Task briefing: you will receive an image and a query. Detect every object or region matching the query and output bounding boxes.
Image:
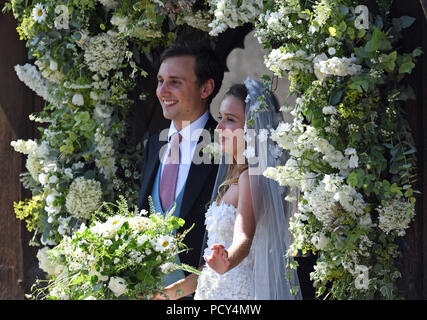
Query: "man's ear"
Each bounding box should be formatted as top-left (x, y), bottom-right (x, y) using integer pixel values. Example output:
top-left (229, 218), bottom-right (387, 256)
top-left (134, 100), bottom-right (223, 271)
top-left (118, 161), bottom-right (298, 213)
top-left (201, 78), bottom-right (215, 99)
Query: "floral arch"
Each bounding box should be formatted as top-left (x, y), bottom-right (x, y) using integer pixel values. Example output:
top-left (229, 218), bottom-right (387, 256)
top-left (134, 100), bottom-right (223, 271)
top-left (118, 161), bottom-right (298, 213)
top-left (4, 0), bottom-right (422, 299)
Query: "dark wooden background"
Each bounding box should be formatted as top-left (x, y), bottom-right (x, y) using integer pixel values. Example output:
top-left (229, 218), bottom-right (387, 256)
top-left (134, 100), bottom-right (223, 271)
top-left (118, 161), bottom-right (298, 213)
top-left (0, 0), bottom-right (426, 299)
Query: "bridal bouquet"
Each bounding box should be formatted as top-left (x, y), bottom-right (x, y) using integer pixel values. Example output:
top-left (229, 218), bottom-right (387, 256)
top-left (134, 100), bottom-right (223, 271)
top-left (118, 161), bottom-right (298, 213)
top-left (30, 196), bottom-right (196, 300)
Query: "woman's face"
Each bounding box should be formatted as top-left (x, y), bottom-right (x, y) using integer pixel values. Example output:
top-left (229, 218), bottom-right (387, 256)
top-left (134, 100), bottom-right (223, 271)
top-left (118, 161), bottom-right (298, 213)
top-left (215, 94), bottom-right (246, 163)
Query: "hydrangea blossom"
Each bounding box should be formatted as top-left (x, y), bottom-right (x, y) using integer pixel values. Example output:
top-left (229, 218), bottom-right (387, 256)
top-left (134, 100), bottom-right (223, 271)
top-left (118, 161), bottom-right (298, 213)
top-left (65, 177), bottom-right (102, 220)
top-left (377, 198), bottom-right (415, 236)
top-left (80, 31), bottom-right (127, 77)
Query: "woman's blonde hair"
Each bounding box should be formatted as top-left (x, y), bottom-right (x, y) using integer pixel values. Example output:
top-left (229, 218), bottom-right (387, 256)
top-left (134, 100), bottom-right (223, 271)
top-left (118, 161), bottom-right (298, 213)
top-left (215, 163), bottom-right (248, 205)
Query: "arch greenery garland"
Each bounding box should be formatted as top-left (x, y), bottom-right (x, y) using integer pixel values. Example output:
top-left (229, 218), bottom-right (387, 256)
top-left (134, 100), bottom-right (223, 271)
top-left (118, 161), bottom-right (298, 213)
top-left (4, 0), bottom-right (421, 299)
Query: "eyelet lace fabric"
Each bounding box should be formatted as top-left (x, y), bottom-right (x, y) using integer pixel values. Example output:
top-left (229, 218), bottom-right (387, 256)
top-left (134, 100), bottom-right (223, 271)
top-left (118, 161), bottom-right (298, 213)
top-left (194, 202), bottom-right (255, 300)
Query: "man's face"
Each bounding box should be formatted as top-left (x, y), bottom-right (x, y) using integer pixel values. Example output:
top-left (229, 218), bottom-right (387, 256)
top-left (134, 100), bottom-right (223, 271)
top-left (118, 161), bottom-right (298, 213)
top-left (156, 56), bottom-right (206, 128)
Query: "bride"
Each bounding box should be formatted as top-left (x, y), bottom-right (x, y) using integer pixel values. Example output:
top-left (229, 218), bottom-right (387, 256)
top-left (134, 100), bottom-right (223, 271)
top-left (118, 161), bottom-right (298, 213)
top-left (153, 78), bottom-right (301, 300)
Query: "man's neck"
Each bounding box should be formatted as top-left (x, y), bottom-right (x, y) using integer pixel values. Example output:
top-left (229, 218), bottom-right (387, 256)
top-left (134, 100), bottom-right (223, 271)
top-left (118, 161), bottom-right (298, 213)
top-left (173, 109), bottom-right (208, 132)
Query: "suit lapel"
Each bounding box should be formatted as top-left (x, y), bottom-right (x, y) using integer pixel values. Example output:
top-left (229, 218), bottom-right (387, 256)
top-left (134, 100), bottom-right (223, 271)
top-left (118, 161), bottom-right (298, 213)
top-left (139, 133), bottom-right (167, 208)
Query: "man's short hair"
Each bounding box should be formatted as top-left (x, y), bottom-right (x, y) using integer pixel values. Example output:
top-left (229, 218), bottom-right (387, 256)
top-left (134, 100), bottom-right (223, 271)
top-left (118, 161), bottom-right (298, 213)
top-left (160, 41), bottom-right (225, 105)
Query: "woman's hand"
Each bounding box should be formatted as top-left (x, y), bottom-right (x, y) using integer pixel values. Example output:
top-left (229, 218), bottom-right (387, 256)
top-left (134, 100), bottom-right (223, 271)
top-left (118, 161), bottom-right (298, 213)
top-left (205, 244), bottom-right (230, 275)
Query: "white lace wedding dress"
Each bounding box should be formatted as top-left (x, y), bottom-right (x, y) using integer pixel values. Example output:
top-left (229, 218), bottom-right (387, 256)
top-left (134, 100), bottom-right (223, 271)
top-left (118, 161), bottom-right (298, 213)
top-left (194, 202), bottom-right (255, 300)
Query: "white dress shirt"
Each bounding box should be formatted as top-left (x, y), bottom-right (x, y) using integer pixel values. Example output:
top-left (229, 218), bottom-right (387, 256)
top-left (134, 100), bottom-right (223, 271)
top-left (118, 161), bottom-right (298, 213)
top-left (160, 110), bottom-right (209, 199)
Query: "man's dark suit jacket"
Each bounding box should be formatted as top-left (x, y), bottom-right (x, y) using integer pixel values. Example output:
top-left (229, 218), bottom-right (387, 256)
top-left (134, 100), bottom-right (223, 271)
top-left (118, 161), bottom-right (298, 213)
top-left (137, 114), bottom-right (219, 271)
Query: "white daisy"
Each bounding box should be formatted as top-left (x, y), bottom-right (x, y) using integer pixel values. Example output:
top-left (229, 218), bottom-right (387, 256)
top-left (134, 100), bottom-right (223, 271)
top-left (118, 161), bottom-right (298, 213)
top-left (32, 4), bottom-right (47, 23)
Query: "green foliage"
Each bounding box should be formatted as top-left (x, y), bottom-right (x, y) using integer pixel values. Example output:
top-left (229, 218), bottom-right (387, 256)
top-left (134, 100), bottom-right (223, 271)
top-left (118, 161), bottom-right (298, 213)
top-left (257, 0), bottom-right (420, 300)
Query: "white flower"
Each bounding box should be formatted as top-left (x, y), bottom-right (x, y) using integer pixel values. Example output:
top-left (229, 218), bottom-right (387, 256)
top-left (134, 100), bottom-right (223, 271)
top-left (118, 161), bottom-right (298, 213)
top-left (50, 286), bottom-right (69, 300)
top-left (344, 148), bottom-right (359, 168)
top-left (322, 174), bottom-right (344, 192)
top-left (80, 31), bottom-right (126, 77)
top-left (49, 175), bottom-right (58, 184)
top-left (38, 173), bottom-right (48, 186)
top-left (64, 168), bottom-right (73, 178)
top-left (37, 247), bottom-right (64, 277)
top-left (26, 154), bottom-right (42, 181)
top-left (328, 47), bottom-right (336, 56)
top-left (333, 191), bottom-right (351, 210)
top-left (313, 53), bottom-right (329, 80)
top-left (265, 48), bottom-right (315, 76)
top-left (14, 64), bottom-right (58, 104)
top-left (111, 14), bottom-right (129, 33)
top-left (160, 262), bottom-right (176, 274)
top-left (155, 235), bottom-right (175, 252)
top-left (377, 198), bottom-right (414, 236)
top-left (128, 216), bottom-right (154, 232)
top-left (71, 93), bottom-right (84, 106)
top-left (99, 0), bottom-right (119, 11)
top-left (94, 129), bottom-right (117, 180)
top-left (318, 56), bottom-right (362, 78)
top-left (108, 277), bottom-right (128, 297)
top-left (136, 234), bottom-right (149, 247)
top-left (32, 4), bottom-right (46, 23)
top-left (359, 213), bottom-right (373, 228)
top-left (311, 233), bottom-right (329, 250)
top-left (90, 215), bottom-right (126, 238)
top-left (322, 106), bottom-right (337, 115)
top-left (65, 177), bottom-right (102, 220)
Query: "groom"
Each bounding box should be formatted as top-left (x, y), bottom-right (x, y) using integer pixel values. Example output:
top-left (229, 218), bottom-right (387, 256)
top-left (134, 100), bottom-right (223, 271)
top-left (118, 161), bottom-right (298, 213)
top-left (137, 41), bottom-right (224, 289)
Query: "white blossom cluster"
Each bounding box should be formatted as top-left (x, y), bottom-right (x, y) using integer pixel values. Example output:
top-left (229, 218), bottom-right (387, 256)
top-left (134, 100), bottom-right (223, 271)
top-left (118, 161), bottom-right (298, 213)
top-left (176, 10), bottom-right (213, 32)
top-left (377, 198), bottom-right (415, 236)
top-left (255, 7), bottom-right (310, 46)
top-left (313, 53), bottom-right (362, 80)
top-left (37, 246), bottom-right (65, 277)
top-left (208, 0), bottom-right (264, 36)
top-left (11, 139), bottom-right (49, 181)
top-left (34, 56), bottom-right (65, 83)
top-left (268, 118), bottom-right (359, 173)
top-left (79, 30), bottom-right (127, 77)
top-left (300, 179), bottom-right (367, 228)
top-left (94, 128), bottom-right (118, 181)
top-left (65, 177), bottom-right (102, 220)
top-left (98, 0), bottom-right (119, 11)
top-left (312, 0), bottom-right (333, 26)
top-left (110, 13), bottom-right (163, 39)
top-left (14, 64), bottom-right (57, 104)
top-left (110, 14), bottom-right (129, 33)
top-left (265, 48), bottom-right (315, 77)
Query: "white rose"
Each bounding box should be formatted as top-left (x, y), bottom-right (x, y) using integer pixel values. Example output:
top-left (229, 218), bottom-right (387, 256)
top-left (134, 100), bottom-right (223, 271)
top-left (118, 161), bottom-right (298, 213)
top-left (108, 277), bottom-right (128, 297)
